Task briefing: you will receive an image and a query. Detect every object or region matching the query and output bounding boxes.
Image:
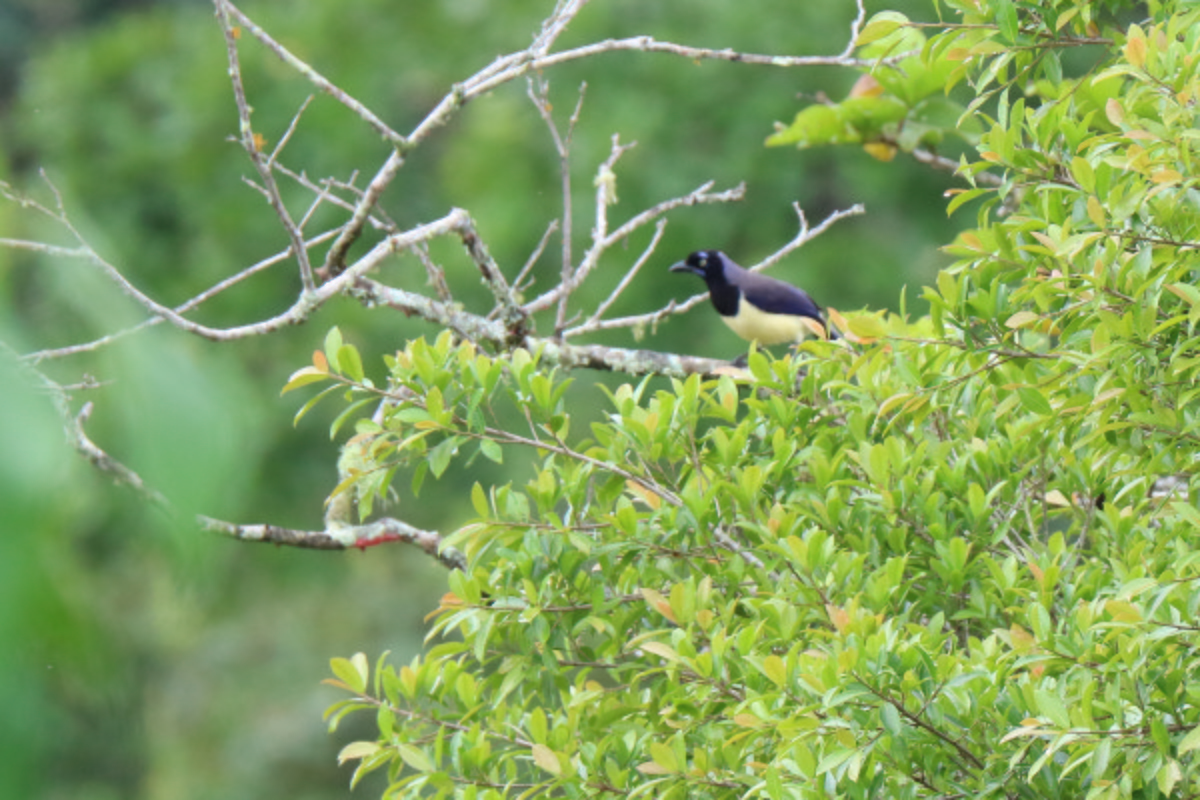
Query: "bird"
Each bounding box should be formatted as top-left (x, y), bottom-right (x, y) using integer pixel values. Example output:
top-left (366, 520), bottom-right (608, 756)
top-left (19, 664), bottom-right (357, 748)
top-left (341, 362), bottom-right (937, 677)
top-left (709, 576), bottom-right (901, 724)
top-left (670, 250), bottom-right (837, 344)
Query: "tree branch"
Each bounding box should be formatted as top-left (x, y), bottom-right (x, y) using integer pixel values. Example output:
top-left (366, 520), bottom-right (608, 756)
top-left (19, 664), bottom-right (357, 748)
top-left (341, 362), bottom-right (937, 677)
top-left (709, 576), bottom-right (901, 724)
top-left (200, 516), bottom-right (467, 570)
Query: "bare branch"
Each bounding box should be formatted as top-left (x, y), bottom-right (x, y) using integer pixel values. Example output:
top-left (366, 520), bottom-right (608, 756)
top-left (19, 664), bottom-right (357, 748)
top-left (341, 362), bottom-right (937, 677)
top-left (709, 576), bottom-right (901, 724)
top-left (22, 227), bottom-right (340, 363)
top-left (750, 202), bottom-right (865, 272)
top-left (0, 341), bottom-right (167, 508)
top-left (200, 515), bottom-right (467, 570)
top-left (1, 0), bottom-right (886, 554)
top-left (272, 165), bottom-right (396, 233)
top-left (271, 95), bottom-right (314, 164)
top-left (72, 401), bottom-right (171, 509)
top-left (0, 238), bottom-right (90, 259)
top-left (214, 0), bottom-right (404, 146)
top-left (910, 146), bottom-right (1004, 187)
top-left (579, 218), bottom-right (667, 331)
top-left (28, 207), bottom-right (474, 344)
top-left (526, 76), bottom-right (588, 336)
top-left (454, 215), bottom-right (531, 343)
top-left (350, 277), bottom-right (732, 378)
top-left (490, 37), bottom-right (888, 89)
top-left (512, 220), bottom-right (560, 297)
top-left (215, 1), bottom-right (316, 293)
top-left (411, 244), bottom-right (453, 303)
top-left (840, 0), bottom-right (869, 60)
top-left (525, 180), bottom-right (746, 316)
top-left (312, 2), bottom-right (875, 276)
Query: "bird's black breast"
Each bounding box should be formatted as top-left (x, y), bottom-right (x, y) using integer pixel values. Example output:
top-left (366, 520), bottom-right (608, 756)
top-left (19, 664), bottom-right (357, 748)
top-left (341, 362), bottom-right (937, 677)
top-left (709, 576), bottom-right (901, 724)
top-left (707, 282), bottom-right (741, 317)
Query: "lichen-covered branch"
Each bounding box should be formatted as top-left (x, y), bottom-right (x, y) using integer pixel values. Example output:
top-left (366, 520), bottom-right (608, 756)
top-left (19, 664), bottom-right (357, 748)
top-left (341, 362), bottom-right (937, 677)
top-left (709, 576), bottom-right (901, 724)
top-left (199, 516), bottom-right (467, 570)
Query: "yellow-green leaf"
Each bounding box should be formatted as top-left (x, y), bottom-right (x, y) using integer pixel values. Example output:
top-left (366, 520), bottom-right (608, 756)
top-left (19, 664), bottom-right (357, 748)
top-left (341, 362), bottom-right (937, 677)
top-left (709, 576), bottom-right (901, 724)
top-left (338, 741), bottom-right (380, 765)
top-left (281, 366), bottom-right (331, 395)
top-left (532, 743), bottom-right (562, 775)
top-left (330, 653), bottom-right (369, 694)
top-left (1105, 98), bottom-right (1124, 126)
top-left (641, 588), bottom-right (677, 623)
top-left (1035, 689), bottom-right (1071, 728)
top-left (648, 741), bottom-right (679, 773)
top-left (856, 17), bottom-right (904, 46)
top-left (1017, 387), bottom-right (1052, 416)
top-left (641, 641), bottom-right (682, 663)
top-left (763, 654), bottom-right (787, 687)
top-left (848, 315), bottom-right (886, 340)
top-left (1005, 311), bottom-right (1039, 329)
top-left (878, 392), bottom-right (914, 417)
top-left (396, 743), bottom-right (434, 773)
top-left (337, 344), bottom-right (365, 383)
top-left (1124, 25), bottom-right (1146, 68)
top-left (1178, 724), bottom-right (1200, 755)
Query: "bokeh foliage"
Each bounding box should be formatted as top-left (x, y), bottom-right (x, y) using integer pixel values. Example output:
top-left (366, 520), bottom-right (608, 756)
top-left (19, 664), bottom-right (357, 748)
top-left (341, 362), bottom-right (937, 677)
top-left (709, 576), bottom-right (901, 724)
top-left (307, 0), bottom-right (1200, 797)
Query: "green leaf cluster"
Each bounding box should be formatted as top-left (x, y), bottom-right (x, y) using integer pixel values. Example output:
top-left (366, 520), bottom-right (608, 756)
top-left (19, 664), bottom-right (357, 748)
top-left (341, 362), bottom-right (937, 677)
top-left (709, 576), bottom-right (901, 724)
top-left (766, 12), bottom-right (980, 159)
top-left (306, 0), bottom-right (1200, 796)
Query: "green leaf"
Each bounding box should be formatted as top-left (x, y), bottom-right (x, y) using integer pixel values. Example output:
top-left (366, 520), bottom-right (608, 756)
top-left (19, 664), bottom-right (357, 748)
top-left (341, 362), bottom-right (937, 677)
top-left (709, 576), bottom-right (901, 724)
top-left (1178, 724), bottom-right (1200, 755)
top-left (1017, 386), bottom-right (1052, 416)
top-left (855, 14), bottom-right (907, 46)
top-left (471, 482), bottom-right (488, 517)
top-left (1157, 759), bottom-right (1181, 796)
top-left (330, 397), bottom-right (375, 439)
top-left (293, 384), bottom-right (340, 426)
top-left (427, 437), bottom-right (457, 478)
top-left (881, 702), bottom-right (902, 735)
top-left (848, 314), bottom-right (886, 340)
top-left (395, 743), bottom-right (434, 773)
top-left (324, 327), bottom-right (344, 373)
top-left (281, 366), bottom-right (330, 395)
top-left (766, 104), bottom-right (853, 148)
top-left (479, 438), bottom-right (503, 464)
top-left (330, 652), bottom-right (369, 694)
top-left (532, 743), bottom-right (561, 775)
top-left (337, 344), bottom-right (365, 383)
top-left (337, 740), bottom-right (380, 765)
top-left (648, 741), bottom-right (679, 773)
top-left (763, 654), bottom-right (787, 687)
top-left (995, 0), bottom-right (1019, 43)
top-left (1035, 688), bottom-right (1071, 728)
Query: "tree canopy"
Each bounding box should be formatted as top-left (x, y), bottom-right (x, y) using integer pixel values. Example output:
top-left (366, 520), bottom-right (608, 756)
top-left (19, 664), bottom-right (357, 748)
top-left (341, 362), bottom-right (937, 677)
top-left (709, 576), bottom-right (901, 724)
top-left (3, 0), bottom-right (1200, 798)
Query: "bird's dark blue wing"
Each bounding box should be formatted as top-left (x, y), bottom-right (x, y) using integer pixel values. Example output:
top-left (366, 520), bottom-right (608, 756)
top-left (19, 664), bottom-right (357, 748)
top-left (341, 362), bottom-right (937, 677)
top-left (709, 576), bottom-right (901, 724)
top-left (735, 272), bottom-right (824, 321)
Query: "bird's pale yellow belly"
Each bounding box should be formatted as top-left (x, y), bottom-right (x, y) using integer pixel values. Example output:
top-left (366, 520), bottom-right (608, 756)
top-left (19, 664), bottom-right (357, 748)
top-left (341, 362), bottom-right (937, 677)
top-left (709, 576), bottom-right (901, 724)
top-left (722, 297), bottom-right (810, 344)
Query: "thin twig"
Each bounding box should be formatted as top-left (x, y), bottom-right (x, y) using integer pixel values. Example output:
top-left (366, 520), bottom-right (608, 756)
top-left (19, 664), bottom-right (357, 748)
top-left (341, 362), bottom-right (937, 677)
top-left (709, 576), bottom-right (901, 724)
top-left (22, 227), bottom-right (341, 363)
top-left (513, 220), bottom-right (560, 295)
top-left (215, 0), bottom-right (405, 145)
top-left (526, 76), bottom-right (588, 337)
top-left (582, 218), bottom-right (667, 329)
top-left (526, 180), bottom-right (744, 315)
top-left (840, 0), bottom-right (869, 60)
top-left (314, 1), bottom-right (875, 275)
top-left (215, 1), bottom-right (316, 293)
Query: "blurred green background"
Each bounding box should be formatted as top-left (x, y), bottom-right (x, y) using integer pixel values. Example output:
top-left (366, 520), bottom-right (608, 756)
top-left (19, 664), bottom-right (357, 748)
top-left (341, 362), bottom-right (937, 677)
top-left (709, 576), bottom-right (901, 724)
top-left (0, 0), bottom-right (961, 797)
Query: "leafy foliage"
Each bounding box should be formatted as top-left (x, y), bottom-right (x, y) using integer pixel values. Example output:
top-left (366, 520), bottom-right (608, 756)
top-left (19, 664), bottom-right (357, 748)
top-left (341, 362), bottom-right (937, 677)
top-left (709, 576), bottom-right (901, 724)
top-left (303, 0), bottom-right (1200, 796)
top-left (766, 15), bottom-right (980, 161)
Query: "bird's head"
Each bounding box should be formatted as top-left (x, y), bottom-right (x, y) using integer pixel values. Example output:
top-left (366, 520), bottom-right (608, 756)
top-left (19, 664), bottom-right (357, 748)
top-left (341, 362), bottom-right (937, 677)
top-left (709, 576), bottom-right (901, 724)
top-left (669, 250), bottom-right (726, 281)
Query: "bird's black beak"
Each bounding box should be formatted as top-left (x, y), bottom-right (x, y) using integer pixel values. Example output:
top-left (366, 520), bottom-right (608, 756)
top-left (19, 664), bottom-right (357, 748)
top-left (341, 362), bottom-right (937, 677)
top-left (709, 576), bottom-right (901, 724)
top-left (669, 260), bottom-right (701, 276)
